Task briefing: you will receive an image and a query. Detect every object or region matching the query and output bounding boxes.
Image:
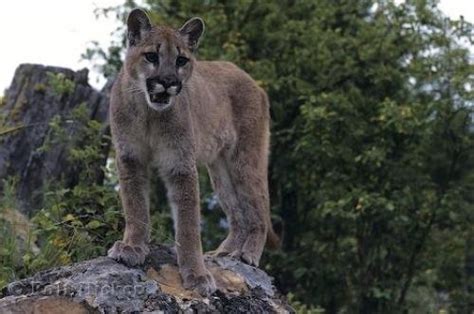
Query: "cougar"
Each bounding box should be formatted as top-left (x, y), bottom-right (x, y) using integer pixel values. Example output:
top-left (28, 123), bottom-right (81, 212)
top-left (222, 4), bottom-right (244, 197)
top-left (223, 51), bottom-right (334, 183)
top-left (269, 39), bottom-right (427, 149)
top-left (108, 8), bottom-right (279, 296)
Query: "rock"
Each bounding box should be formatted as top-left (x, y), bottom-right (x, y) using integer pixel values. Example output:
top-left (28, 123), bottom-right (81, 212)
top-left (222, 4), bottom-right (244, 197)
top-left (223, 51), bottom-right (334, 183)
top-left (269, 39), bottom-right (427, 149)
top-left (0, 245), bottom-right (293, 313)
top-left (0, 64), bottom-right (111, 215)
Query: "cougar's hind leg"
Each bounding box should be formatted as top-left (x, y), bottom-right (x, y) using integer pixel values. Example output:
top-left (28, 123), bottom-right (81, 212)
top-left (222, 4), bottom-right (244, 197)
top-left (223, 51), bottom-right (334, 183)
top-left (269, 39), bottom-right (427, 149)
top-left (207, 87), bottom-right (271, 266)
top-left (225, 150), bottom-right (269, 266)
top-left (207, 157), bottom-right (245, 257)
top-left (208, 141), bottom-right (270, 266)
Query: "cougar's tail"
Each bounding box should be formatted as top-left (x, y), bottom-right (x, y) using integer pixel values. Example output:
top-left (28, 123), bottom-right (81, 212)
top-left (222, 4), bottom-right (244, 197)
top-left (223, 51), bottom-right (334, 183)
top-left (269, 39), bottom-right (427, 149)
top-left (266, 215), bottom-right (283, 249)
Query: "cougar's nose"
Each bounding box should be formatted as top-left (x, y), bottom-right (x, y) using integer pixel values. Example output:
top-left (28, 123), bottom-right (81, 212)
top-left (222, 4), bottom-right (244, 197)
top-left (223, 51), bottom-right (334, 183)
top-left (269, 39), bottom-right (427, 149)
top-left (158, 77), bottom-right (178, 89)
top-left (158, 77), bottom-right (182, 95)
top-left (146, 77), bottom-right (165, 94)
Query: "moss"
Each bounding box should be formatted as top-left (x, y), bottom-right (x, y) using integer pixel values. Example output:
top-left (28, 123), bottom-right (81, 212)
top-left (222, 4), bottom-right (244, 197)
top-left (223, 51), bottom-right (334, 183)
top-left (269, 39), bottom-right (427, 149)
top-left (33, 83), bottom-right (47, 94)
top-left (47, 72), bottom-right (75, 96)
top-left (10, 95), bottom-right (27, 123)
top-left (0, 98), bottom-right (5, 128)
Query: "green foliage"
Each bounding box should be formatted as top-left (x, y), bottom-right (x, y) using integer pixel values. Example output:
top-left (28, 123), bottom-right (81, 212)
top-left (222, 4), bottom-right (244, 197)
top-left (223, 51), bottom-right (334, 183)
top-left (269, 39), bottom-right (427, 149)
top-left (33, 83), bottom-right (47, 94)
top-left (0, 180), bottom-right (18, 282)
top-left (0, 177), bottom-right (18, 210)
top-left (0, 219), bottom-right (20, 287)
top-left (287, 293), bottom-right (326, 314)
top-left (46, 72), bottom-right (75, 96)
top-left (0, 177), bottom-right (35, 287)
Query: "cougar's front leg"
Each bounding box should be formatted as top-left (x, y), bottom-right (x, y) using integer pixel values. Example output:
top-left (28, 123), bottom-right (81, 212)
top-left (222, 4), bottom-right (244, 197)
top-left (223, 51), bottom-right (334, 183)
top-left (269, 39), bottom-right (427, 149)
top-left (108, 153), bottom-right (150, 266)
top-left (164, 165), bottom-right (216, 296)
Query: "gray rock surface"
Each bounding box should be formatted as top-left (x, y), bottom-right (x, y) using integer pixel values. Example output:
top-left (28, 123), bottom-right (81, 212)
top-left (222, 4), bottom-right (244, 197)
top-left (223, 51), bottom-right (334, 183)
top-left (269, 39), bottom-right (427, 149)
top-left (1, 245), bottom-right (293, 313)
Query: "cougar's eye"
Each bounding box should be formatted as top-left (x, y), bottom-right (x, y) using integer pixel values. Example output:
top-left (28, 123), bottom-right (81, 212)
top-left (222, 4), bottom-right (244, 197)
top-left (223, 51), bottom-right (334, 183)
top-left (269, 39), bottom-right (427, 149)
top-left (176, 56), bottom-right (189, 67)
top-left (144, 52), bottom-right (159, 63)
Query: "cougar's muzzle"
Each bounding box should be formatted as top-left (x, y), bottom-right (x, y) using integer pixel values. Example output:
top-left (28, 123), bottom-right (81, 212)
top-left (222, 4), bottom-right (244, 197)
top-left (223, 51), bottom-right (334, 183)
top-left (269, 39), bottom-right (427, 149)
top-left (145, 77), bottom-right (182, 110)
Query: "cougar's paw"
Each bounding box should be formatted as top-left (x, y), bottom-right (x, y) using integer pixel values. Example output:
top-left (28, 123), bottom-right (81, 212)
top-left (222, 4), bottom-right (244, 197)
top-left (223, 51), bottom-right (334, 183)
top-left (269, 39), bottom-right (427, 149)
top-left (229, 249), bottom-right (260, 267)
top-left (206, 247), bottom-right (232, 258)
top-left (209, 239), bottom-right (262, 266)
top-left (207, 248), bottom-right (259, 266)
top-left (107, 240), bottom-right (149, 266)
top-left (181, 268), bottom-right (217, 296)
top-left (206, 236), bottom-right (241, 258)
top-left (240, 234), bottom-right (266, 266)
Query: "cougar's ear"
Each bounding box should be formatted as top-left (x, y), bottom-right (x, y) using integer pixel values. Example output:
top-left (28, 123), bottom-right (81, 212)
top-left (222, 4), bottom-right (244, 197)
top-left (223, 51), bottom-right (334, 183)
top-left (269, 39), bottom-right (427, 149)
top-left (179, 17), bottom-right (205, 52)
top-left (127, 9), bottom-right (152, 46)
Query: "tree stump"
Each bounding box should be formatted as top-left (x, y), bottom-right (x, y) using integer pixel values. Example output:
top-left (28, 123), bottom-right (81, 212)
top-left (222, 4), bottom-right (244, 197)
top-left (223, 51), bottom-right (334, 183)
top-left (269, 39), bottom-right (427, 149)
top-left (0, 245), bottom-right (293, 313)
top-left (0, 64), bottom-right (111, 215)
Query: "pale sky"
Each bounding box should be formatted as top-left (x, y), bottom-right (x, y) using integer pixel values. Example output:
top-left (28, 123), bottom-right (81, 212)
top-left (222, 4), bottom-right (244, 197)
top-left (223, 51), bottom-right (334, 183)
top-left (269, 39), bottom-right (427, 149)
top-left (0, 0), bottom-right (472, 95)
top-left (0, 0), bottom-right (124, 93)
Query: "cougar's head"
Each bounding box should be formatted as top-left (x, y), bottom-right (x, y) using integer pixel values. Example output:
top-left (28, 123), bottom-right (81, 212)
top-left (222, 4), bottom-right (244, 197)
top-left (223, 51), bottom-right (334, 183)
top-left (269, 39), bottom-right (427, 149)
top-left (124, 9), bottom-right (204, 111)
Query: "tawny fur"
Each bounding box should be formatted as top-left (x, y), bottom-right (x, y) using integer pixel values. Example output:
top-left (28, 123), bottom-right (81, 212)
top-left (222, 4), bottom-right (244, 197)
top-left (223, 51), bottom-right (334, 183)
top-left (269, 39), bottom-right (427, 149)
top-left (107, 9), bottom-right (279, 296)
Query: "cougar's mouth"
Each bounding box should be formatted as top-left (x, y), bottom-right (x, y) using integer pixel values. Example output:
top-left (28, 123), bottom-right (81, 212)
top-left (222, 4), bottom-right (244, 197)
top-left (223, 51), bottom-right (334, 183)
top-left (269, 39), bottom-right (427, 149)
top-left (147, 92), bottom-right (172, 111)
top-left (150, 92), bottom-right (170, 104)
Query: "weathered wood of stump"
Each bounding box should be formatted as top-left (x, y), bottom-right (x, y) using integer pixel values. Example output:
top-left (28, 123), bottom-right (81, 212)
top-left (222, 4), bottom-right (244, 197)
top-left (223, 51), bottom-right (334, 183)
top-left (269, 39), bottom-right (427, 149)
top-left (0, 245), bottom-right (293, 313)
top-left (0, 64), bottom-right (111, 214)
